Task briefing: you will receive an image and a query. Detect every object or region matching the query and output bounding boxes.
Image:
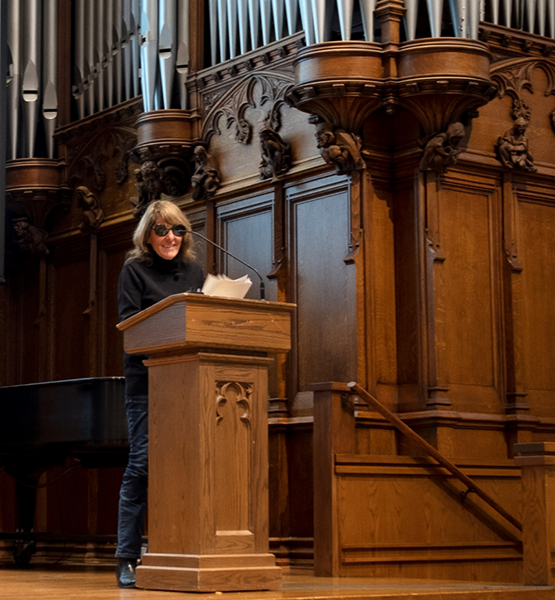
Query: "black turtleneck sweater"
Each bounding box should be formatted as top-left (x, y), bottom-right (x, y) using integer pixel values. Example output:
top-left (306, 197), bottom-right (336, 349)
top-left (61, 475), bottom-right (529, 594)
top-left (118, 254), bottom-right (205, 396)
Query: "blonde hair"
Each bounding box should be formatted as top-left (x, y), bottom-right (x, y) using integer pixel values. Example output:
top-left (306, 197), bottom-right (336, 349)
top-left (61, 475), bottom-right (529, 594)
top-left (126, 200), bottom-right (196, 264)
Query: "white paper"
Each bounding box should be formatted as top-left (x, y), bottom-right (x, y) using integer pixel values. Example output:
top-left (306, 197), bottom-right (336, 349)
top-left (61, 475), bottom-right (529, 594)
top-left (201, 273), bottom-right (253, 299)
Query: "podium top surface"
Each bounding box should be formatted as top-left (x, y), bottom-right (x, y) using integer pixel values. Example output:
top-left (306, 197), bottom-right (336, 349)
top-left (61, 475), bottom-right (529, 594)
top-left (117, 292), bottom-right (295, 355)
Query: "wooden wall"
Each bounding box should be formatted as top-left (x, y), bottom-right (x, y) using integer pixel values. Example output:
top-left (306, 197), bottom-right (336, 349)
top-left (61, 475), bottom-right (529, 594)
top-left (1, 18), bottom-right (555, 581)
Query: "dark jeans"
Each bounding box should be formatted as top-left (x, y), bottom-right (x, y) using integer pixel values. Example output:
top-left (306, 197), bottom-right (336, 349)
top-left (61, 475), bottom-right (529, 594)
top-left (116, 395), bottom-right (148, 559)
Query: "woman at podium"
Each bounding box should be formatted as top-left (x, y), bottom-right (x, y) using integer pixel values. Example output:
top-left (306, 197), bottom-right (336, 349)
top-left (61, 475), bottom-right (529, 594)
top-left (115, 200), bottom-right (204, 588)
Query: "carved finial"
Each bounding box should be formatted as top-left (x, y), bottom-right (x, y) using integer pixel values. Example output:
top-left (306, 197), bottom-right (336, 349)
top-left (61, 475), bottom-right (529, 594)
top-left (420, 122), bottom-right (466, 173)
top-left (495, 117), bottom-right (536, 172)
top-left (76, 186), bottom-right (104, 231)
top-left (191, 146), bottom-right (221, 201)
top-left (310, 116), bottom-right (365, 174)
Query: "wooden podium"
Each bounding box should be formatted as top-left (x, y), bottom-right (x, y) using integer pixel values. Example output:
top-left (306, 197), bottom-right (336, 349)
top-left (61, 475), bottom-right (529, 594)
top-left (117, 293), bottom-right (294, 593)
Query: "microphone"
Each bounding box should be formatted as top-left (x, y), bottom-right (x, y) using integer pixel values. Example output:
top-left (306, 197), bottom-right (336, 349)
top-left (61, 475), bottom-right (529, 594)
top-left (186, 229), bottom-right (266, 300)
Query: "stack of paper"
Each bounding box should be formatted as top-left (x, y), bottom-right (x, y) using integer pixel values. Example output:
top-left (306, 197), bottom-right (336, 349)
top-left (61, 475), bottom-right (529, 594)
top-left (201, 273), bottom-right (253, 299)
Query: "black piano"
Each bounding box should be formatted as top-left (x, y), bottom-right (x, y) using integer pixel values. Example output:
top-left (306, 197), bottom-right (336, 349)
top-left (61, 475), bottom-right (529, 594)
top-left (0, 377), bottom-right (128, 565)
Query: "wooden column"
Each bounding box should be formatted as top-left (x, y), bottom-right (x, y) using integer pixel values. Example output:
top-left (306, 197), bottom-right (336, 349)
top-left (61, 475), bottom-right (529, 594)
top-left (311, 382), bottom-right (355, 576)
top-left (514, 442), bottom-right (555, 585)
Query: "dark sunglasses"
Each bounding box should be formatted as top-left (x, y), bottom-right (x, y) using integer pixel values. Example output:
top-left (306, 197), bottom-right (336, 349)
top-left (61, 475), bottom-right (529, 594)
top-left (152, 224), bottom-right (188, 237)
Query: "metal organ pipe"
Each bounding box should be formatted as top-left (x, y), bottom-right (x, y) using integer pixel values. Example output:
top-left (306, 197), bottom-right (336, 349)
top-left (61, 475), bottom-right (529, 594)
top-left (525, 0), bottom-right (536, 34)
top-left (7, 0), bottom-right (21, 159)
top-left (131, 0), bottom-right (141, 98)
top-left (42, 0), bottom-right (57, 159)
top-left (22, 0), bottom-right (41, 158)
top-left (537, 0), bottom-right (546, 36)
top-left (426, 0), bottom-right (444, 37)
top-left (176, 0), bottom-right (190, 109)
top-left (285, 0), bottom-right (298, 36)
top-left (227, 0), bottom-right (238, 59)
top-left (359, 0), bottom-right (377, 42)
top-left (310, 0), bottom-right (328, 44)
top-left (260, 0), bottom-right (272, 46)
top-left (490, 0), bottom-right (499, 25)
top-left (95, 0), bottom-right (105, 112)
top-left (73, 0), bottom-right (86, 120)
top-left (105, 0), bottom-right (115, 108)
top-left (122, 0), bottom-right (133, 101)
top-left (248, 0), bottom-right (260, 52)
top-left (237, 0), bottom-right (249, 55)
top-left (158, 0), bottom-right (176, 108)
top-left (272, 0), bottom-right (285, 40)
top-left (217, 0), bottom-right (228, 63)
top-left (140, 0), bottom-right (159, 113)
top-left (336, 0), bottom-right (355, 41)
top-left (114, 0), bottom-right (124, 105)
top-left (85, 0), bottom-right (95, 116)
top-left (404, 0), bottom-right (418, 40)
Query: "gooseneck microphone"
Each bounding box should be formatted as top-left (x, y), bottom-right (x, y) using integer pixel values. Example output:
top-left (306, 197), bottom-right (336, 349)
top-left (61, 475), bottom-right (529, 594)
top-left (186, 229), bottom-right (266, 300)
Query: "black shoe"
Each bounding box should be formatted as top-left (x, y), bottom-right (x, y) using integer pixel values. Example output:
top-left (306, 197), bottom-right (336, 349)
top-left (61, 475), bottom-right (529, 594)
top-left (116, 557), bottom-right (137, 588)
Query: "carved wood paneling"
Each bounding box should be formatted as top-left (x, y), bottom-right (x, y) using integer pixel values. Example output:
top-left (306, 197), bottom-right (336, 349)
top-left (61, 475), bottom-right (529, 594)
top-left (437, 179), bottom-right (502, 413)
top-left (519, 194), bottom-right (555, 417)
top-left (286, 174), bottom-right (357, 405)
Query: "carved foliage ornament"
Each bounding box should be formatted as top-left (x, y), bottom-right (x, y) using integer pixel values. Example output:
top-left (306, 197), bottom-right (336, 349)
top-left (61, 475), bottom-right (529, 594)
top-left (202, 71), bottom-right (294, 145)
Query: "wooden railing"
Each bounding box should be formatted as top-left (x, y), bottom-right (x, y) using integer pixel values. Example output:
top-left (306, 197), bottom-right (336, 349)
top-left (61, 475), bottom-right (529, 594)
top-left (348, 381), bottom-right (523, 533)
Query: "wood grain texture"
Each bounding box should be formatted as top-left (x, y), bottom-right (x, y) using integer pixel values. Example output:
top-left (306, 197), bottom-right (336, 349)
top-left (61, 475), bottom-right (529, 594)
top-left (119, 293), bottom-right (294, 356)
top-left (130, 297), bottom-right (290, 591)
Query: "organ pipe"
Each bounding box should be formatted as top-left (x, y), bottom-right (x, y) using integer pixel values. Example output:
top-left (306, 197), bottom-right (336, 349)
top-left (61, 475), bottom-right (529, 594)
top-left (359, 0), bottom-right (377, 42)
top-left (176, 0), bottom-right (190, 109)
top-left (42, 0), bottom-right (57, 158)
top-left (140, 0), bottom-right (159, 113)
top-left (158, 0), bottom-right (176, 108)
top-left (22, 0), bottom-right (41, 158)
top-left (7, 0), bottom-right (21, 159)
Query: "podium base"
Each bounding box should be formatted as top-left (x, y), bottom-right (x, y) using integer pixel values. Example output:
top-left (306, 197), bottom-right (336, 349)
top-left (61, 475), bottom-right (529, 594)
top-left (136, 552), bottom-right (282, 592)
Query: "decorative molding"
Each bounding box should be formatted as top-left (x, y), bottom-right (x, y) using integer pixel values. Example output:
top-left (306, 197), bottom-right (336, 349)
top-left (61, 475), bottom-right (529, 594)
top-left (201, 71), bottom-right (294, 145)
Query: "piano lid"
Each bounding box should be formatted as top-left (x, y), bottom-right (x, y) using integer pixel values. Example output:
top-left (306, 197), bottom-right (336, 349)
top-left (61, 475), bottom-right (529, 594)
top-left (0, 377), bottom-right (127, 446)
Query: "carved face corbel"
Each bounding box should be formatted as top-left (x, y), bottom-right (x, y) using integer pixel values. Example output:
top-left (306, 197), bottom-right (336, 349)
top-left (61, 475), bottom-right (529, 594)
top-left (309, 115), bottom-right (365, 175)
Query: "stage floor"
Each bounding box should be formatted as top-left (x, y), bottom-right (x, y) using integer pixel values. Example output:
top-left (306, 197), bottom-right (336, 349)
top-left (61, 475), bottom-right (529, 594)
top-left (0, 566), bottom-right (553, 600)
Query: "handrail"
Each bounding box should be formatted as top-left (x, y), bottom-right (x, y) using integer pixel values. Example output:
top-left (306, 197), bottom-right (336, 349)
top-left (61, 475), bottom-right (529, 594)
top-left (348, 382), bottom-right (523, 534)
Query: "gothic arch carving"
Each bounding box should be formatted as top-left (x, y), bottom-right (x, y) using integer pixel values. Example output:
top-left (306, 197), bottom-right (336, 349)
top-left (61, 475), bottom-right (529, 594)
top-left (201, 71), bottom-right (294, 145)
top-left (66, 125), bottom-right (137, 191)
